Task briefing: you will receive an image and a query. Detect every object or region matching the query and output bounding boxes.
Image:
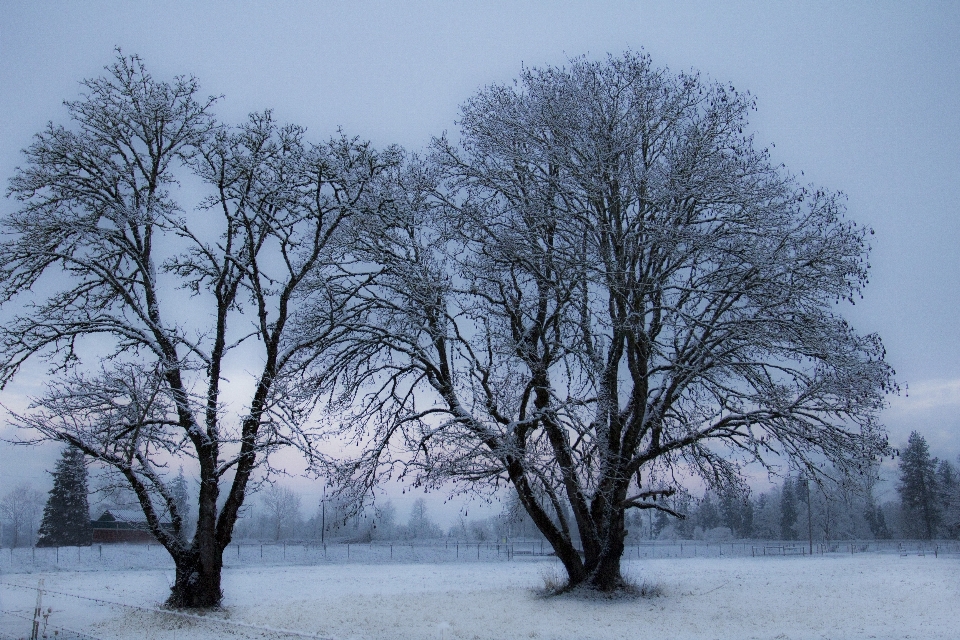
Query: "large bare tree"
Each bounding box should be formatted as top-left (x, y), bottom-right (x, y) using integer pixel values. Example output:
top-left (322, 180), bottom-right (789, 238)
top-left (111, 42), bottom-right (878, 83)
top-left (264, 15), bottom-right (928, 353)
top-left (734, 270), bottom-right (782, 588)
top-left (312, 52), bottom-right (894, 592)
top-left (1, 54), bottom-right (399, 606)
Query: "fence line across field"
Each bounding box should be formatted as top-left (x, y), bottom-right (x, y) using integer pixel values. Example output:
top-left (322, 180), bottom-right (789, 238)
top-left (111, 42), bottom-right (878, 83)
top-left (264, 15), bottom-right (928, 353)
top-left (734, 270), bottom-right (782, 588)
top-left (1, 541), bottom-right (955, 638)
top-left (1, 539), bottom-right (958, 572)
top-left (0, 607), bottom-right (104, 640)
top-left (0, 581), bottom-right (330, 640)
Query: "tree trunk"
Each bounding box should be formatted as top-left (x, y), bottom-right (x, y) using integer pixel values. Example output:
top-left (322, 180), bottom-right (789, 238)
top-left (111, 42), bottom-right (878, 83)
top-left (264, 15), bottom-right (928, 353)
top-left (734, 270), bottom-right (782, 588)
top-left (586, 525), bottom-right (628, 592)
top-left (167, 458), bottom-right (224, 608)
top-left (526, 488), bottom-right (630, 594)
top-left (167, 550), bottom-right (223, 608)
top-left (550, 532), bottom-right (627, 593)
top-left (552, 541), bottom-right (587, 589)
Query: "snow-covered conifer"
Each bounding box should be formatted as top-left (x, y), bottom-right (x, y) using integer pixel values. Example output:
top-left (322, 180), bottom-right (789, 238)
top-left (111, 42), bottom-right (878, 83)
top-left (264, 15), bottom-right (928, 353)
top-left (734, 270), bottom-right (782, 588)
top-left (898, 432), bottom-right (941, 539)
top-left (36, 446), bottom-right (91, 547)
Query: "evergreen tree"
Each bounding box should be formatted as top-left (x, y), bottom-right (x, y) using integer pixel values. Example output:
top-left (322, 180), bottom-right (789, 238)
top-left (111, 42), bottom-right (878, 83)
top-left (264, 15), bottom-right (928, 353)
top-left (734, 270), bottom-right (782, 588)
top-left (658, 491), bottom-right (695, 539)
top-left (796, 476), bottom-right (812, 542)
top-left (935, 459), bottom-right (958, 538)
top-left (674, 491), bottom-right (695, 538)
top-left (864, 503), bottom-right (891, 539)
top-left (652, 508), bottom-right (670, 538)
top-left (897, 431), bottom-right (940, 539)
top-left (780, 477), bottom-right (798, 540)
top-left (36, 446), bottom-right (91, 547)
top-left (170, 467), bottom-right (191, 542)
top-left (720, 490), bottom-right (754, 538)
top-left (741, 497), bottom-right (755, 538)
top-left (696, 493), bottom-right (720, 530)
top-left (752, 492), bottom-right (779, 539)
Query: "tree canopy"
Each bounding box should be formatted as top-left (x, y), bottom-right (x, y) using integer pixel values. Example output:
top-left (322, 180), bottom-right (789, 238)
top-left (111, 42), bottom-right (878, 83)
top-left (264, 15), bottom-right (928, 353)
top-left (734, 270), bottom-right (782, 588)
top-left (2, 50), bottom-right (895, 599)
top-left (2, 53), bottom-right (399, 607)
top-left (311, 52), bottom-right (894, 591)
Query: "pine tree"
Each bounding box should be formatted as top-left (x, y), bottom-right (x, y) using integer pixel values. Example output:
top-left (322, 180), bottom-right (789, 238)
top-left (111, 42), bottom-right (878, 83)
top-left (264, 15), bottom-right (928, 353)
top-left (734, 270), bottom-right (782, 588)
top-left (36, 446), bottom-right (92, 547)
top-left (897, 431), bottom-right (940, 540)
top-left (170, 467), bottom-right (191, 542)
top-left (864, 503), bottom-right (891, 539)
top-left (935, 459), bottom-right (958, 538)
top-left (740, 497), bottom-right (755, 538)
top-left (696, 493), bottom-right (720, 531)
top-left (720, 490), bottom-right (753, 538)
top-left (672, 491), bottom-right (695, 539)
top-left (652, 508), bottom-right (670, 538)
top-left (752, 492), bottom-right (778, 539)
top-left (780, 477), bottom-right (798, 540)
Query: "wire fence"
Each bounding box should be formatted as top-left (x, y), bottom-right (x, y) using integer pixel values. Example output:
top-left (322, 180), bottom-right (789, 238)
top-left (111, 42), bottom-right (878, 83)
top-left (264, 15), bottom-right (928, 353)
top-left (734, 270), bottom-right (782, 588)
top-left (1, 538), bottom-right (958, 573)
top-left (1, 539), bottom-right (956, 638)
top-left (0, 540), bottom-right (527, 573)
top-left (629, 539), bottom-right (960, 559)
top-left (0, 580), bottom-right (328, 640)
top-left (0, 607), bottom-right (103, 640)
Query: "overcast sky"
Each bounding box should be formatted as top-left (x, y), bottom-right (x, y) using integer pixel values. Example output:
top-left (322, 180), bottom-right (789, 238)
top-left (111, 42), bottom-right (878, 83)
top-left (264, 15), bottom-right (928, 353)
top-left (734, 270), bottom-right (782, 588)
top-left (1, 1), bottom-right (959, 521)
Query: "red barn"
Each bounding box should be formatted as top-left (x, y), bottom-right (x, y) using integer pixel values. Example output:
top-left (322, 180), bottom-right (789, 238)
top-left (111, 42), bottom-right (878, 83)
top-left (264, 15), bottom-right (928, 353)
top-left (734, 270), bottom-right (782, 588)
top-left (91, 509), bottom-right (174, 544)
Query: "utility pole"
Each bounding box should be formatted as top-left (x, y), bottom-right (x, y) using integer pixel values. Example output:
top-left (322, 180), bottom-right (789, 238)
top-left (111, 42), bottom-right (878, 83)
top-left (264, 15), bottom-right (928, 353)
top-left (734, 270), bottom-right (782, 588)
top-left (806, 476), bottom-right (813, 555)
top-left (320, 485), bottom-right (326, 545)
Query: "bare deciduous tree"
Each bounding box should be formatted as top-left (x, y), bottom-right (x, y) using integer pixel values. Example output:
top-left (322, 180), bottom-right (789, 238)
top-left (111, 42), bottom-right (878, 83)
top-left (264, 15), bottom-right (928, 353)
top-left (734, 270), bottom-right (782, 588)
top-left (406, 497), bottom-right (441, 539)
top-left (260, 484), bottom-right (302, 541)
top-left (1, 54), bottom-right (399, 606)
top-left (312, 52), bottom-right (894, 592)
top-left (0, 483), bottom-right (44, 547)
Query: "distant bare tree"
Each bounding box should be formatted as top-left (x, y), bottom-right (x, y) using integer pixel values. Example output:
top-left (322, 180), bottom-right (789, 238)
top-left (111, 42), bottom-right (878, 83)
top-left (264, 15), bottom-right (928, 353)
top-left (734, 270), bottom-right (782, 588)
top-left (0, 483), bottom-right (44, 547)
top-left (1, 53), bottom-right (399, 607)
top-left (260, 484), bottom-right (302, 541)
top-left (312, 52), bottom-right (894, 592)
top-left (371, 500), bottom-right (397, 540)
top-left (469, 519), bottom-right (491, 542)
top-left (448, 515), bottom-right (469, 540)
top-left (406, 498), bottom-right (441, 539)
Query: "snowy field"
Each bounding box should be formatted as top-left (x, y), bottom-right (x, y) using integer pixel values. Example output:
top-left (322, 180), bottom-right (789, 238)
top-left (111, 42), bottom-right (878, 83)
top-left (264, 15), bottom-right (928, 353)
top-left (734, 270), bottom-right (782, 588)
top-left (2, 546), bottom-right (958, 639)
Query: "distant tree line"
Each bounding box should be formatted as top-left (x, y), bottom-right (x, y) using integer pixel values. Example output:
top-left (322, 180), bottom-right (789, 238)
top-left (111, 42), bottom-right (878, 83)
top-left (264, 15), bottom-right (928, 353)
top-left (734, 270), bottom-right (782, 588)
top-left (3, 430), bottom-right (957, 547)
top-left (233, 492), bottom-right (487, 543)
top-left (621, 430), bottom-right (958, 542)
top-left (226, 427), bottom-right (960, 544)
top-left (0, 431), bottom-right (960, 547)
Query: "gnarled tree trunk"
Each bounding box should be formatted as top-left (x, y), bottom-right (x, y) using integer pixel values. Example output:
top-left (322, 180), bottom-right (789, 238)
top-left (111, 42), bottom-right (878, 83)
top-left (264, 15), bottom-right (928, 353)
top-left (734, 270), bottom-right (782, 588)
top-left (584, 508), bottom-right (628, 592)
top-left (168, 549), bottom-right (223, 608)
top-left (518, 474), bottom-right (633, 594)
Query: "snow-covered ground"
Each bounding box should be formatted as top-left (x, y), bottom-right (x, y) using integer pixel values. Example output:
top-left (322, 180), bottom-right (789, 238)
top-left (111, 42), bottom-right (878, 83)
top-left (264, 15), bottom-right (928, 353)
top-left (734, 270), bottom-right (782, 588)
top-left (2, 548), bottom-right (958, 639)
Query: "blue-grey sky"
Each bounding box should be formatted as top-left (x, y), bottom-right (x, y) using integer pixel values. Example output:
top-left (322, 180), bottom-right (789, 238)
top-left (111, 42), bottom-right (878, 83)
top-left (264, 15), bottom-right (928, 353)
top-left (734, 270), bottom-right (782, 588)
top-left (2, 1), bottom-right (959, 519)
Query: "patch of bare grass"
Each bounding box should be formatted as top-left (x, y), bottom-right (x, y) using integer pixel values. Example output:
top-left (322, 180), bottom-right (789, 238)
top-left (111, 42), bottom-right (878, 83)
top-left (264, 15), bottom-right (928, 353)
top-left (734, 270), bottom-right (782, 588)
top-left (536, 564), bottom-right (665, 600)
